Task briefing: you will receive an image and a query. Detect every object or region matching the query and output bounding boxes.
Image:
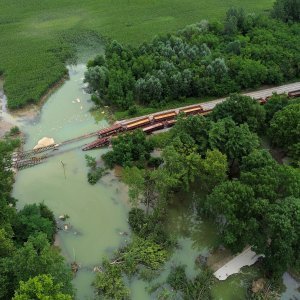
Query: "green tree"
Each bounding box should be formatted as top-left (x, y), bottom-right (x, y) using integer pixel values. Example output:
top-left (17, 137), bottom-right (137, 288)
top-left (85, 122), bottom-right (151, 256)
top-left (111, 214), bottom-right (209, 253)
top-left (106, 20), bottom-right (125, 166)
top-left (94, 260), bottom-right (130, 300)
top-left (11, 233), bottom-right (73, 296)
top-left (199, 149), bottom-right (228, 191)
top-left (261, 197), bottom-right (300, 277)
top-left (211, 94), bottom-right (266, 132)
top-left (272, 0), bottom-right (300, 22)
top-left (171, 114), bottom-right (211, 155)
top-left (13, 274), bottom-right (72, 300)
top-left (13, 203), bottom-right (56, 244)
top-left (268, 103), bottom-right (300, 150)
top-left (264, 93), bottom-right (289, 123)
top-left (102, 130), bottom-right (153, 168)
top-left (230, 57), bottom-right (268, 89)
top-left (122, 167), bottom-right (158, 212)
top-left (209, 118), bottom-right (259, 167)
top-left (289, 142), bottom-right (300, 167)
top-left (205, 181), bottom-right (257, 252)
top-left (162, 141), bottom-right (202, 191)
top-left (0, 228), bottom-right (14, 258)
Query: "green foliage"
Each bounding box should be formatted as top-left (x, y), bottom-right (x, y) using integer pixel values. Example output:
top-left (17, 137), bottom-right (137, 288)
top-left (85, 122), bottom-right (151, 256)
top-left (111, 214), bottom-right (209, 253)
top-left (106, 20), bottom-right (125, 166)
top-left (148, 131), bottom-right (172, 149)
top-left (85, 12), bottom-right (300, 111)
top-left (166, 265), bottom-right (214, 299)
top-left (272, 0), bottom-right (300, 22)
top-left (102, 130), bottom-right (154, 168)
top-left (8, 126), bottom-right (20, 136)
top-left (85, 154), bottom-right (97, 169)
top-left (171, 114), bottom-right (211, 155)
top-left (85, 154), bottom-right (107, 184)
top-left (262, 197), bottom-right (300, 276)
top-left (0, 233), bottom-right (73, 299)
top-left (167, 265), bottom-right (188, 291)
top-left (205, 181), bottom-right (257, 251)
top-left (13, 203), bottom-right (57, 244)
top-left (198, 149), bottom-right (228, 191)
top-left (208, 118), bottom-right (259, 165)
top-left (268, 103), bottom-right (300, 150)
top-left (147, 156), bottom-right (164, 168)
top-left (94, 260), bottom-right (130, 300)
top-left (95, 236), bottom-right (168, 299)
top-left (128, 208), bottom-right (173, 247)
top-left (184, 269), bottom-right (214, 300)
top-left (11, 234), bottom-right (73, 295)
top-left (203, 147), bottom-right (300, 276)
top-left (13, 274), bottom-right (72, 300)
top-left (0, 228), bottom-right (14, 258)
top-left (121, 237), bottom-right (168, 273)
top-left (289, 142), bottom-right (300, 167)
top-left (211, 94), bottom-right (266, 132)
top-left (87, 167), bottom-right (106, 185)
top-left (0, 139), bottom-right (73, 299)
top-left (264, 93), bottom-right (289, 123)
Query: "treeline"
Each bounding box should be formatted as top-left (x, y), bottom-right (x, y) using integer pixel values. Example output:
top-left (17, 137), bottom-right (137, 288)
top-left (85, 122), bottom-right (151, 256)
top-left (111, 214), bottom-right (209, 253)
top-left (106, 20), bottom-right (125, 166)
top-left (85, 6), bottom-right (300, 111)
top-left (0, 139), bottom-right (73, 299)
top-left (94, 94), bottom-right (300, 299)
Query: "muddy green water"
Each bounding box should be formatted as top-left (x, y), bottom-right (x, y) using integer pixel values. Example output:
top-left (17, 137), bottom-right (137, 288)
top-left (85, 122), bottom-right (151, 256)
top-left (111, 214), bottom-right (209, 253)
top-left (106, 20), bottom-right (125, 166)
top-left (10, 62), bottom-right (299, 300)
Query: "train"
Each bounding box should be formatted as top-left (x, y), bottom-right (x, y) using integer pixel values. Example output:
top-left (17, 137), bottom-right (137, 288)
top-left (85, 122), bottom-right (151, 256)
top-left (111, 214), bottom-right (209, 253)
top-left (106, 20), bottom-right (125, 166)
top-left (85, 89), bottom-right (300, 150)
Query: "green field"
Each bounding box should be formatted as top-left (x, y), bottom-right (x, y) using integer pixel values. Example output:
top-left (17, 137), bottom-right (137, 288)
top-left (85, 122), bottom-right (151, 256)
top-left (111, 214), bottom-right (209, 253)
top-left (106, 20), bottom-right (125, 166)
top-left (0, 0), bottom-right (274, 109)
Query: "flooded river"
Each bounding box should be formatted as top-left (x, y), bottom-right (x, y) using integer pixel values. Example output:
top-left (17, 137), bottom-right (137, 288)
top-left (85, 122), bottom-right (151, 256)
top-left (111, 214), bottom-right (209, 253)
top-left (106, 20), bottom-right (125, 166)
top-left (8, 60), bottom-right (299, 299)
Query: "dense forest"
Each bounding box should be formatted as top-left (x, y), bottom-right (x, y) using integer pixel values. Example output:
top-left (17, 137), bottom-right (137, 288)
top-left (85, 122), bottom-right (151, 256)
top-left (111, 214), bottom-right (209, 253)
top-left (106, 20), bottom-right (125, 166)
top-left (85, 7), bottom-right (300, 112)
top-left (0, 138), bottom-right (73, 299)
top-left (91, 93), bottom-right (300, 299)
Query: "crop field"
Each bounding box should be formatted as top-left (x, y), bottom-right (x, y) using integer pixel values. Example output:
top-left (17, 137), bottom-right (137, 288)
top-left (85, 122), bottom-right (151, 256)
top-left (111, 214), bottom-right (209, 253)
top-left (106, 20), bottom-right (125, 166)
top-left (0, 0), bottom-right (274, 109)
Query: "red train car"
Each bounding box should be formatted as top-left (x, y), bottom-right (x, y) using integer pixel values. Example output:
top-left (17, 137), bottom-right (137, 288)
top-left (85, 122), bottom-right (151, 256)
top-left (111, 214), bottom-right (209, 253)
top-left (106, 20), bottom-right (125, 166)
top-left (199, 109), bottom-right (213, 116)
top-left (98, 124), bottom-right (123, 137)
top-left (143, 123), bottom-right (164, 134)
top-left (258, 97), bottom-right (267, 105)
top-left (288, 90), bottom-right (300, 98)
top-left (165, 119), bottom-right (177, 127)
top-left (153, 111), bottom-right (177, 122)
top-left (179, 105), bottom-right (203, 115)
top-left (83, 137), bottom-right (110, 151)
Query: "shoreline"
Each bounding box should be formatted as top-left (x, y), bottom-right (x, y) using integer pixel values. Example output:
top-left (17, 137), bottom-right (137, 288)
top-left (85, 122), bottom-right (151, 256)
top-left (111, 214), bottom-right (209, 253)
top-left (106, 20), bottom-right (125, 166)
top-left (0, 73), bottom-right (69, 137)
top-left (7, 74), bottom-right (69, 121)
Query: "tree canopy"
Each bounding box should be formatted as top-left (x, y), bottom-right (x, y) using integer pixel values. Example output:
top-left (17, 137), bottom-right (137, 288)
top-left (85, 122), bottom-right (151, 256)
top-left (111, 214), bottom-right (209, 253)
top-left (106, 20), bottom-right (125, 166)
top-left (211, 94), bottom-right (265, 132)
top-left (85, 11), bottom-right (300, 112)
top-left (13, 274), bottom-right (72, 300)
top-left (102, 130), bottom-right (154, 168)
top-left (272, 0), bottom-right (300, 22)
top-left (268, 103), bottom-right (300, 150)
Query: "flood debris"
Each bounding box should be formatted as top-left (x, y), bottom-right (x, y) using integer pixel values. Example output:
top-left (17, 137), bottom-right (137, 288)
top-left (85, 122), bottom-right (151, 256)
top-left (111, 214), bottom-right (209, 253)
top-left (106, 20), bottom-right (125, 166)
top-left (93, 266), bottom-right (102, 273)
top-left (33, 137), bottom-right (55, 149)
top-left (213, 247), bottom-right (264, 281)
top-left (71, 261), bottom-right (79, 274)
top-left (58, 214), bottom-right (69, 221)
top-left (119, 231), bottom-right (128, 236)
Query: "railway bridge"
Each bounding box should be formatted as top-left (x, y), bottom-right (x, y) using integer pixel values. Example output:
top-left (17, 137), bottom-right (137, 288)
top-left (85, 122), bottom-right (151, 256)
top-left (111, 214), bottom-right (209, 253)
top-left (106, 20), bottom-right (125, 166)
top-left (13, 82), bottom-right (300, 170)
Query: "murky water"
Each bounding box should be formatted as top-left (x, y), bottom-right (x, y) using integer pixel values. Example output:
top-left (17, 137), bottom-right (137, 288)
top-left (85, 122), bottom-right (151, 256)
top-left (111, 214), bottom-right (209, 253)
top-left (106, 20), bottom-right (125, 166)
top-left (12, 63), bottom-right (129, 299)
top-left (10, 61), bottom-right (299, 300)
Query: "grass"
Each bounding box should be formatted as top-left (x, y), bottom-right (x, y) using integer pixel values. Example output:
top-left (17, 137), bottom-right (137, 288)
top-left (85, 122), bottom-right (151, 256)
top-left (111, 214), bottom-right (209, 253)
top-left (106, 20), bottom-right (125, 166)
top-left (0, 0), bottom-right (274, 109)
